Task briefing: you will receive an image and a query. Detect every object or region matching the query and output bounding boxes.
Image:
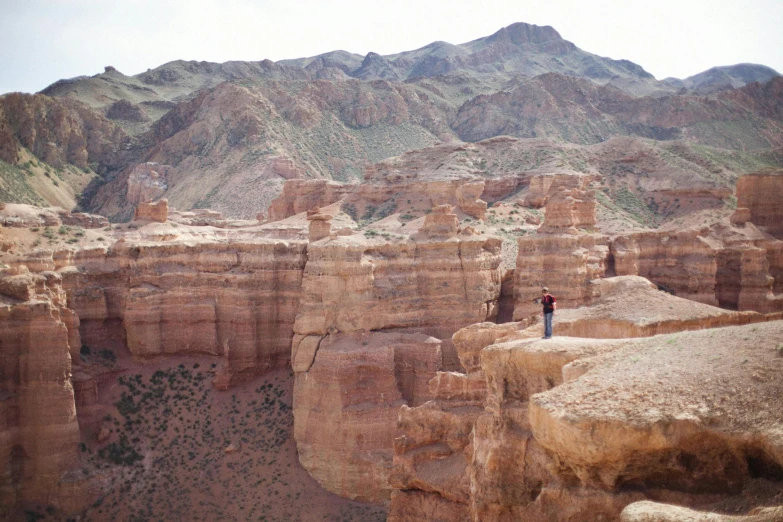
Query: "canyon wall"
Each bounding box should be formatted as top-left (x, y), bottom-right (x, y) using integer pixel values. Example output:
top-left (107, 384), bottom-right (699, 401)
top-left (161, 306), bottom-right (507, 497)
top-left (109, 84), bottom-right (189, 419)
top-left (61, 238), bottom-right (309, 388)
top-left (390, 277), bottom-right (783, 521)
top-left (292, 220), bottom-right (504, 501)
top-left (0, 268), bottom-right (85, 515)
top-left (736, 171), bottom-right (783, 239)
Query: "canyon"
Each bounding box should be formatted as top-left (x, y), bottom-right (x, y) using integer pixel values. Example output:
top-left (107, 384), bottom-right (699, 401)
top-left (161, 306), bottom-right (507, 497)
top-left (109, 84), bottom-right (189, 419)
top-left (1, 17), bottom-right (783, 522)
top-left (0, 166), bottom-right (782, 520)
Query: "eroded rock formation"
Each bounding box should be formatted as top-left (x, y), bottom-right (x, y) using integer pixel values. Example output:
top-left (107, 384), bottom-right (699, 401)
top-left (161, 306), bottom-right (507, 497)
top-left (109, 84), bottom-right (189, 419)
top-left (736, 171), bottom-right (783, 239)
top-left (133, 198), bottom-right (169, 222)
top-left (0, 267), bottom-right (85, 514)
top-left (389, 274), bottom-right (783, 521)
top-left (513, 234), bottom-right (609, 319)
top-left (3, 191), bottom-right (783, 519)
top-left (294, 332), bottom-right (442, 502)
top-left (292, 229), bottom-right (503, 500)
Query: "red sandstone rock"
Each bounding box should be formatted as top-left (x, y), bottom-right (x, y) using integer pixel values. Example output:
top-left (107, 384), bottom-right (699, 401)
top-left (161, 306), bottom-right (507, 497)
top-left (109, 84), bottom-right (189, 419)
top-left (420, 205), bottom-right (459, 239)
top-left (513, 233), bottom-right (609, 320)
top-left (736, 171), bottom-right (783, 238)
top-left (730, 207), bottom-right (752, 226)
top-left (293, 233), bottom-right (502, 340)
top-left (115, 239), bottom-right (308, 385)
top-left (530, 321), bottom-right (783, 506)
top-left (540, 185), bottom-right (597, 233)
top-left (306, 208), bottom-right (333, 242)
top-left (0, 269), bottom-right (85, 513)
top-left (267, 179), bottom-right (353, 221)
top-left (293, 332), bottom-right (442, 502)
top-left (133, 199), bottom-right (169, 222)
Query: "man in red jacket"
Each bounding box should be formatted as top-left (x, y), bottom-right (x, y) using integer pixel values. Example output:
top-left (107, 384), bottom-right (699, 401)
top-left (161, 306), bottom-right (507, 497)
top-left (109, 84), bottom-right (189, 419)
top-left (541, 287), bottom-right (556, 339)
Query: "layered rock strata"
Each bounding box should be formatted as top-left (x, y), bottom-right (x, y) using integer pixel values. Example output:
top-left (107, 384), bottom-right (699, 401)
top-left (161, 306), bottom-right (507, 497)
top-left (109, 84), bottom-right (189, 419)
top-left (293, 332), bottom-right (442, 502)
top-left (96, 238), bottom-right (308, 387)
top-left (1, 204), bottom-right (108, 229)
top-left (390, 277), bottom-right (783, 521)
top-left (528, 321), bottom-right (783, 518)
top-left (539, 276), bottom-right (780, 338)
top-left (0, 267), bottom-right (85, 514)
top-left (292, 229), bottom-right (503, 501)
top-left (736, 171), bottom-right (783, 239)
top-left (388, 321), bottom-right (523, 521)
top-left (513, 233), bottom-right (609, 320)
top-left (133, 198), bottom-right (169, 222)
top-left (268, 176), bottom-right (495, 222)
top-left (513, 219), bottom-right (783, 319)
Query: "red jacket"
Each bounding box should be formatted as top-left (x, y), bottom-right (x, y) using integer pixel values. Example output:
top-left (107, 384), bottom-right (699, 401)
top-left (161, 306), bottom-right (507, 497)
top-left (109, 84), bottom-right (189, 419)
top-left (542, 294), bottom-right (556, 313)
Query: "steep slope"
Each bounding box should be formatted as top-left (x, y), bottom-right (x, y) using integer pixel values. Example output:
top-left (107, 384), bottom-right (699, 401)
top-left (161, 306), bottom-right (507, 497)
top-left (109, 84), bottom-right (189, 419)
top-left (454, 74), bottom-right (783, 149)
top-left (40, 61), bottom-right (313, 135)
top-left (0, 92), bottom-right (133, 209)
top-left (86, 78), bottom-right (454, 220)
top-left (79, 73), bottom-right (783, 221)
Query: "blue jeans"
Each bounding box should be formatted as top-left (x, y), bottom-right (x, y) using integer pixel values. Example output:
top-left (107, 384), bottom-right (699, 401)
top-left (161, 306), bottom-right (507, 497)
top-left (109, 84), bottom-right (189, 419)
top-left (544, 312), bottom-right (553, 338)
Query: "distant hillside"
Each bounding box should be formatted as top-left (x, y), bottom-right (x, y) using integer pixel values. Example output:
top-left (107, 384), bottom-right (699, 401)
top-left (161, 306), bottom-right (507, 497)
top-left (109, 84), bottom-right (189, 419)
top-left (664, 63), bottom-right (781, 95)
top-left (0, 21), bottom-right (779, 220)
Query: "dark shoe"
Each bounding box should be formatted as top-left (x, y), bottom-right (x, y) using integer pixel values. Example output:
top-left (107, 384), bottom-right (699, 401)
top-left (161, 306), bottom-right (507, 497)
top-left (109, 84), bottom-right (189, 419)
top-left (543, 337), bottom-right (551, 339)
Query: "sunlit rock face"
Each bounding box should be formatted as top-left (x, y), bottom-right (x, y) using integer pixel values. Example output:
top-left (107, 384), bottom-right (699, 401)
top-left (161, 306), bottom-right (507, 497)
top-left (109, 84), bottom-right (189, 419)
top-left (292, 231), bottom-right (503, 501)
top-left (0, 267), bottom-right (85, 514)
top-left (736, 171), bottom-right (783, 239)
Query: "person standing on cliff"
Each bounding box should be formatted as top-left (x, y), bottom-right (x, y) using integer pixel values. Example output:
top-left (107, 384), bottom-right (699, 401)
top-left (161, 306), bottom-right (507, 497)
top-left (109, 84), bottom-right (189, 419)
top-left (541, 287), bottom-right (556, 339)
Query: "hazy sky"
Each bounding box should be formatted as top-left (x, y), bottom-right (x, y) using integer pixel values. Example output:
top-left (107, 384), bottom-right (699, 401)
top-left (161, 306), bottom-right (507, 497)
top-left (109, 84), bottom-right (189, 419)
top-left (2, 0), bottom-right (782, 95)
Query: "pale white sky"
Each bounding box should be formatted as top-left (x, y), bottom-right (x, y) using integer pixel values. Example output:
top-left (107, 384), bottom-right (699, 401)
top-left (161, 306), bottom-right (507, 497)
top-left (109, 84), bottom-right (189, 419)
top-left (1, 0), bottom-right (782, 94)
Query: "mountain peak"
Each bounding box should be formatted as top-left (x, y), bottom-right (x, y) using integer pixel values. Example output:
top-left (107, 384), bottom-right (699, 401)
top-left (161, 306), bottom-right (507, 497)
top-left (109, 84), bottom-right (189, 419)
top-left (487, 22), bottom-right (565, 45)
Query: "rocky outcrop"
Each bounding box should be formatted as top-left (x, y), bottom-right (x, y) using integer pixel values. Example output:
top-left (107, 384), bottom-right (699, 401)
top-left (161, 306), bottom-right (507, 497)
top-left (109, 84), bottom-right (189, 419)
top-left (0, 92), bottom-right (128, 169)
top-left (388, 321), bottom-right (522, 520)
top-left (529, 321), bottom-right (783, 515)
top-left (389, 276), bottom-right (783, 521)
top-left (613, 224), bottom-right (783, 312)
top-left (1, 203), bottom-right (107, 229)
top-left (0, 267), bottom-right (86, 514)
top-left (293, 233), bottom-right (502, 341)
top-left (736, 171), bottom-right (783, 238)
top-left (114, 239), bottom-right (308, 386)
top-left (420, 205), bottom-right (459, 238)
top-left (293, 332), bottom-right (442, 502)
top-left (541, 275), bottom-right (778, 338)
top-left (133, 198), bottom-right (169, 222)
top-left (538, 179), bottom-right (597, 233)
top-left (513, 233), bottom-right (609, 320)
top-left (105, 99), bottom-right (148, 122)
top-left (126, 163), bottom-right (170, 205)
top-left (41, 233), bottom-right (310, 388)
top-left (523, 173), bottom-right (598, 212)
top-left (60, 211), bottom-right (109, 229)
top-left (267, 180), bottom-right (351, 221)
top-left (292, 231), bottom-right (503, 501)
top-left (612, 229), bottom-right (720, 306)
top-left (460, 319), bottom-right (783, 520)
top-left (306, 207), bottom-right (333, 241)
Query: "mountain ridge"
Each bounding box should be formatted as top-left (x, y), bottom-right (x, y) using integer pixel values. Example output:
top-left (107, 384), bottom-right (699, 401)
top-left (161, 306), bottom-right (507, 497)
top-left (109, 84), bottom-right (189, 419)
top-left (1, 20), bottom-right (781, 221)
